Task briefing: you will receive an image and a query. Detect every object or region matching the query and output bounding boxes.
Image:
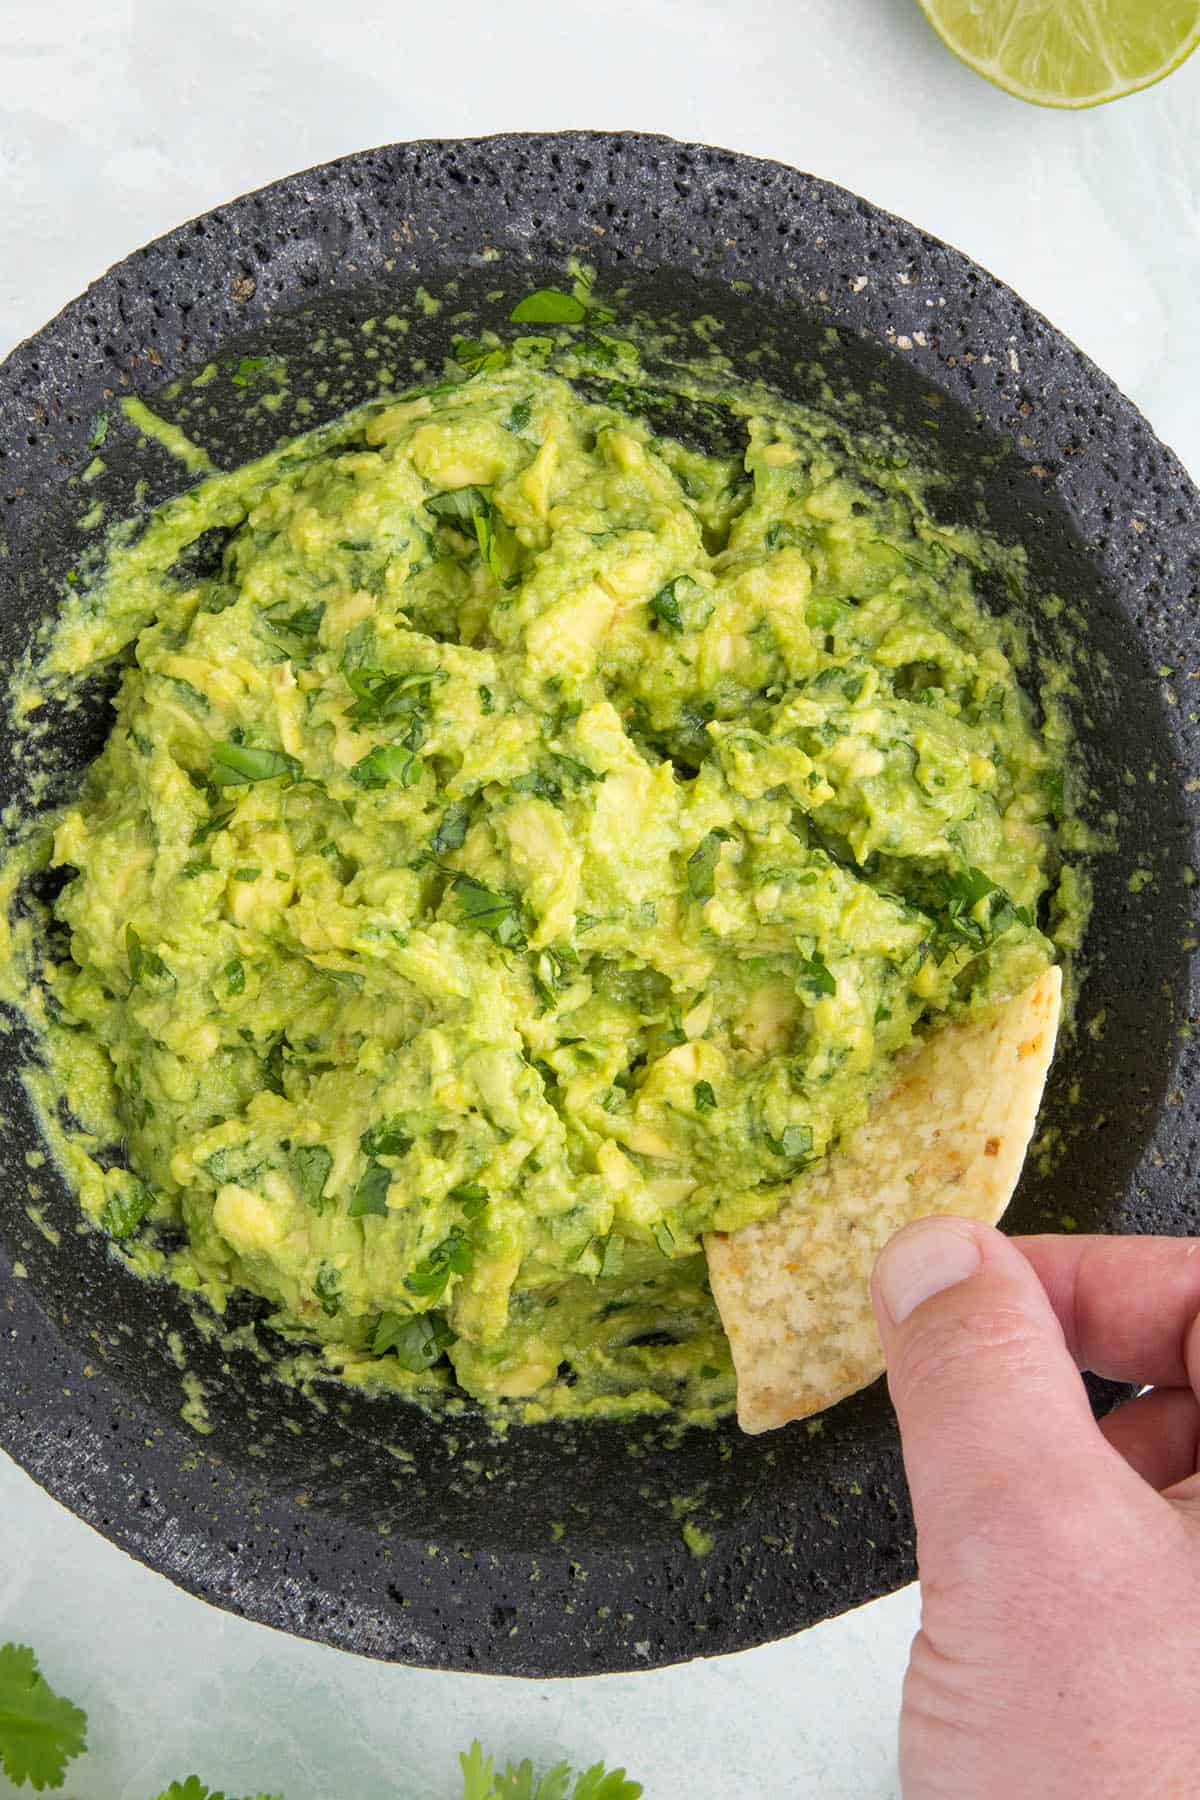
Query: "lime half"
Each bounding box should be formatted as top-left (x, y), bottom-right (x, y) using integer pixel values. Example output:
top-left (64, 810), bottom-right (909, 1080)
top-left (917, 0), bottom-right (1200, 108)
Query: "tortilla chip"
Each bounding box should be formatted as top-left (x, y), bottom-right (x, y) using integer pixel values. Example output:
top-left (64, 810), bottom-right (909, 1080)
top-left (705, 966), bottom-right (1062, 1434)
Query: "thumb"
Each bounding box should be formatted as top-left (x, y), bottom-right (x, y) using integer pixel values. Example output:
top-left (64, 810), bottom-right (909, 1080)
top-left (871, 1216), bottom-right (1134, 1585)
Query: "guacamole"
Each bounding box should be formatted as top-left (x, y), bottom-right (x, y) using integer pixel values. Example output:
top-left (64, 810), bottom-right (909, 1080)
top-left (4, 340), bottom-right (1075, 1423)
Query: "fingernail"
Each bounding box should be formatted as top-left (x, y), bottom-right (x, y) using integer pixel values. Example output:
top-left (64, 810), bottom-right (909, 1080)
top-left (874, 1218), bottom-right (983, 1324)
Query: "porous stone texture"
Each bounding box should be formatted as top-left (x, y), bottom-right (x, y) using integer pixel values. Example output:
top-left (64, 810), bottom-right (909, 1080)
top-left (0, 134), bottom-right (1195, 1675)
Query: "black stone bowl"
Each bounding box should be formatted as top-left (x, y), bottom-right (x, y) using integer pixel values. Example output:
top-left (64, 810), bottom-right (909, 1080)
top-left (1, 133), bottom-right (1197, 1677)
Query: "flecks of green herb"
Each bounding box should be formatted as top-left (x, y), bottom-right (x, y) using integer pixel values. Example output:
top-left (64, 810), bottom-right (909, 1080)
top-left (404, 1226), bottom-right (474, 1299)
top-left (452, 875), bottom-right (527, 949)
top-left (100, 1179), bottom-right (154, 1241)
top-left (126, 924), bottom-right (174, 988)
top-left (349, 1159), bottom-right (392, 1218)
top-left (350, 744), bottom-right (423, 790)
top-left (373, 1309), bottom-right (457, 1369)
top-left (191, 806), bottom-right (235, 845)
top-left (448, 1182), bottom-right (489, 1219)
top-left (293, 1143), bottom-right (333, 1212)
top-left (360, 1122), bottom-right (413, 1158)
top-left (431, 802), bottom-right (470, 856)
top-left (210, 742), bottom-right (301, 786)
top-left (693, 1081), bottom-right (717, 1115)
top-left (766, 1123), bottom-right (814, 1162)
top-left (799, 949), bottom-right (836, 997)
top-left (231, 354), bottom-right (277, 387)
top-left (224, 958), bottom-right (245, 994)
top-left (451, 336), bottom-right (508, 374)
top-left (686, 829), bottom-right (731, 902)
top-left (261, 599), bottom-right (324, 640)
top-left (650, 580), bottom-right (685, 631)
top-left (314, 1261), bottom-right (342, 1315)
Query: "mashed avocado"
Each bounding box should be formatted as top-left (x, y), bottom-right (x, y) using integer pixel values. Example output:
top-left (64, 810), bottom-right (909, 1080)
top-left (3, 336), bottom-right (1076, 1424)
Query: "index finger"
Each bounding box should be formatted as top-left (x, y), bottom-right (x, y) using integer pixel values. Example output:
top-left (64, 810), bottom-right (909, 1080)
top-left (1013, 1234), bottom-right (1200, 1389)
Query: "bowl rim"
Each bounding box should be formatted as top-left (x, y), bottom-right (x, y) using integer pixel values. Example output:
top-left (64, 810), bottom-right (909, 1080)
top-left (1, 128), bottom-right (1196, 1676)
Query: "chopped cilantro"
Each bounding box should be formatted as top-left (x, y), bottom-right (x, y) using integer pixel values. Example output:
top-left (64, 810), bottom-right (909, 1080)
top-left (360, 1122), bottom-right (413, 1158)
top-left (314, 1261), bottom-right (342, 1315)
top-left (693, 1080), bottom-right (717, 1115)
top-left (224, 958), bottom-right (245, 994)
top-left (210, 743), bottom-right (301, 786)
top-left (292, 1144), bottom-right (333, 1212)
top-left (766, 1123), bottom-right (814, 1162)
top-left (126, 923), bottom-right (174, 988)
top-left (404, 1226), bottom-right (473, 1299)
top-left (449, 1182), bottom-right (489, 1219)
top-left (348, 1160), bottom-right (391, 1217)
top-left (349, 744), bottom-right (423, 789)
top-left (452, 875), bottom-right (527, 948)
top-left (99, 1178), bottom-right (154, 1241)
top-left (373, 1309), bottom-right (457, 1369)
top-left (431, 801), bottom-right (471, 855)
top-left (231, 354), bottom-right (277, 387)
top-left (686, 829), bottom-right (731, 902)
top-left (799, 949), bottom-right (836, 997)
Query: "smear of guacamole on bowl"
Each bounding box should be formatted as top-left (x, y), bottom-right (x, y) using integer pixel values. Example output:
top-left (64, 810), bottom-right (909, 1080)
top-left (1, 336), bottom-right (1082, 1425)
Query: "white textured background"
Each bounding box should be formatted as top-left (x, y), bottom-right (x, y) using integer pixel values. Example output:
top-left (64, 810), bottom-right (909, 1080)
top-left (1, 4), bottom-right (1197, 1795)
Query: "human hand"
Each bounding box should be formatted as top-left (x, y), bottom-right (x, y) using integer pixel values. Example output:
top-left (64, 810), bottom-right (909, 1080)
top-left (870, 1220), bottom-right (1200, 1800)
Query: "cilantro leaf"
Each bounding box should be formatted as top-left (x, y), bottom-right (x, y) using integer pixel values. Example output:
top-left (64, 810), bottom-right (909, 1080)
top-left (432, 802), bottom-right (471, 855)
top-left (0, 1642), bottom-right (87, 1791)
top-left (766, 1123), bottom-right (814, 1162)
top-left (342, 665), bottom-right (443, 754)
top-left (210, 743), bottom-right (301, 786)
top-left (261, 600), bottom-right (324, 644)
top-left (693, 1080), bottom-right (717, 1115)
top-left (649, 581), bottom-right (684, 631)
top-left (292, 1144), bottom-right (332, 1212)
top-left (686, 829), bottom-right (731, 902)
top-left (349, 744), bottom-right (423, 790)
top-left (798, 949), bottom-right (836, 997)
top-left (224, 958), bottom-right (245, 995)
top-left (230, 355), bottom-right (278, 387)
top-left (313, 1262), bottom-right (342, 1316)
top-left (452, 875), bottom-right (527, 949)
top-left (373, 1309), bottom-right (456, 1369)
top-left (509, 289), bottom-right (586, 324)
top-left (452, 337), bottom-right (509, 374)
top-left (503, 399), bottom-right (532, 434)
top-left (191, 806), bottom-right (235, 845)
top-left (100, 1177), bottom-right (154, 1241)
top-left (460, 1743), bottom-right (498, 1800)
top-left (360, 1121), bottom-right (413, 1158)
top-left (405, 1226), bottom-right (473, 1299)
top-left (348, 1160), bottom-right (391, 1218)
top-left (154, 1783), bottom-right (282, 1800)
top-left (425, 485), bottom-right (490, 526)
top-left (458, 1742), bottom-right (643, 1800)
top-left (126, 923), bottom-right (175, 988)
top-left (571, 1767), bottom-right (643, 1800)
top-left (932, 864), bottom-right (1032, 949)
